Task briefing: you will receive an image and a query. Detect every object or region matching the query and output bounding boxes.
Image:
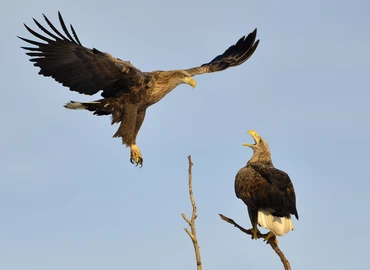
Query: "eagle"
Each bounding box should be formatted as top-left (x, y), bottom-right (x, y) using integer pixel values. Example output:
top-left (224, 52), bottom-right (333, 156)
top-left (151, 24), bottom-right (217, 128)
top-left (19, 12), bottom-right (259, 166)
top-left (235, 130), bottom-right (298, 241)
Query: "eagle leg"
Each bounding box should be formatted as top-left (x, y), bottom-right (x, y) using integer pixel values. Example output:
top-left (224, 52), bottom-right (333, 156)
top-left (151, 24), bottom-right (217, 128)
top-left (130, 144), bottom-right (143, 167)
top-left (264, 231), bottom-right (278, 244)
top-left (247, 208), bottom-right (260, 239)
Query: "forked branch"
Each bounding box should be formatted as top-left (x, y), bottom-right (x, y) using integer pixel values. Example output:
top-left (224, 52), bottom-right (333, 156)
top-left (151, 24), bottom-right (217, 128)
top-left (181, 156), bottom-right (202, 270)
top-left (219, 214), bottom-right (291, 270)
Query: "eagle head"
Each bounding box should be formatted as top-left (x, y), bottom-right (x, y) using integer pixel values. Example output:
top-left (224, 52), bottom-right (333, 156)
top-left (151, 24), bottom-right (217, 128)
top-left (175, 70), bottom-right (196, 88)
top-left (243, 130), bottom-right (272, 164)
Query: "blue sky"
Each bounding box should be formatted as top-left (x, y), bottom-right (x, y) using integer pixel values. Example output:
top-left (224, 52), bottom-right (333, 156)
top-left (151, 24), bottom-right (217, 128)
top-left (1, 0), bottom-right (369, 269)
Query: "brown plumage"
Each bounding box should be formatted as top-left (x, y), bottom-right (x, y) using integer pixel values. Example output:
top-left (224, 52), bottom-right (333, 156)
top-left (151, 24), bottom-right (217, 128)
top-left (235, 130), bottom-right (298, 240)
top-left (19, 12), bottom-right (260, 166)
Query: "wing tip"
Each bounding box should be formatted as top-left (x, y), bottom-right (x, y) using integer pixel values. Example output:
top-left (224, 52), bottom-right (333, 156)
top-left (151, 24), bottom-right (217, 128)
top-left (254, 39), bottom-right (260, 48)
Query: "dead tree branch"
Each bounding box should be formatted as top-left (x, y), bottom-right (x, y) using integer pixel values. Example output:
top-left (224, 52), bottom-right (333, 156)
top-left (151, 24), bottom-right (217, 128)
top-left (181, 155), bottom-right (202, 270)
top-left (219, 214), bottom-right (291, 270)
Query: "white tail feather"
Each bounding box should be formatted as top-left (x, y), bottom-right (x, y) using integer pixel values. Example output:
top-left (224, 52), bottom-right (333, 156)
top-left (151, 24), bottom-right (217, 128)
top-left (257, 209), bottom-right (294, 236)
top-left (64, 101), bottom-right (100, 110)
top-left (64, 101), bottom-right (86, 110)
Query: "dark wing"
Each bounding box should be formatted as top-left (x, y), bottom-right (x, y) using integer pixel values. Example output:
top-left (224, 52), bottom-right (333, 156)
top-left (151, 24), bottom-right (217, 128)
top-left (18, 12), bottom-right (152, 98)
top-left (235, 165), bottom-right (298, 219)
top-left (250, 164), bottom-right (299, 219)
top-left (185, 29), bottom-right (259, 76)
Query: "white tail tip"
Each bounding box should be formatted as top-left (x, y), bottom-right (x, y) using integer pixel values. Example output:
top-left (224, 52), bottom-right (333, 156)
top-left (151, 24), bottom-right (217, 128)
top-left (258, 209), bottom-right (294, 236)
top-left (64, 101), bottom-right (85, 110)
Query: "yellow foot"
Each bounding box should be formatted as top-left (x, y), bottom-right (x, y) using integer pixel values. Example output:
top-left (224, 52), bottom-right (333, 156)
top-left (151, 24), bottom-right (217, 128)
top-left (130, 144), bottom-right (143, 167)
top-left (264, 231), bottom-right (278, 244)
top-left (249, 227), bottom-right (260, 240)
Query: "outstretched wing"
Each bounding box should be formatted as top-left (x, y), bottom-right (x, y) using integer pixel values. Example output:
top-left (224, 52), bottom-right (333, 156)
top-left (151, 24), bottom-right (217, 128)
top-left (185, 29), bottom-right (259, 76)
top-left (19, 12), bottom-right (152, 98)
top-left (250, 164), bottom-right (299, 219)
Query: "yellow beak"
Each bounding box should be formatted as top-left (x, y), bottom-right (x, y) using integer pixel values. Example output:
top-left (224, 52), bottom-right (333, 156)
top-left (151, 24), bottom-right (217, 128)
top-left (242, 130), bottom-right (259, 147)
top-left (184, 77), bottom-right (196, 88)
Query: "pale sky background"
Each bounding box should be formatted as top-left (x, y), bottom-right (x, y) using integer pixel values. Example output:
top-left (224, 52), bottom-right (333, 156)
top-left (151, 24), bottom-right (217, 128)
top-left (1, 0), bottom-right (369, 269)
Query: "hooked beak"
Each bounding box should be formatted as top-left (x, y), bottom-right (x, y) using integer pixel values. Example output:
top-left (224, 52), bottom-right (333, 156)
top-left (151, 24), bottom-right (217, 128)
top-left (242, 130), bottom-right (260, 148)
top-left (183, 77), bottom-right (196, 88)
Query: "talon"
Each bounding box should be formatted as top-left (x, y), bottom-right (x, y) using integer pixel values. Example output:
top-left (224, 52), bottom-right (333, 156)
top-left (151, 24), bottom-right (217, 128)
top-left (264, 231), bottom-right (277, 244)
top-left (130, 144), bottom-right (143, 167)
top-left (249, 227), bottom-right (260, 240)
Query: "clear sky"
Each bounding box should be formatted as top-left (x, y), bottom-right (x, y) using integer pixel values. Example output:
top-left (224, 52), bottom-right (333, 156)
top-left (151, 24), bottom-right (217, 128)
top-left (1, 0), bottom-right (369, 269)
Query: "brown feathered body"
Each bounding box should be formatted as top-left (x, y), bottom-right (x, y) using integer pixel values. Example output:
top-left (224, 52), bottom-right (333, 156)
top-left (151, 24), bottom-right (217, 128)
top-left (19, 12), bottom-right (259, 165)
top-left (235, 131), bottom-right (298, 237)
top-left (70, 70), bottom-right (192, 147)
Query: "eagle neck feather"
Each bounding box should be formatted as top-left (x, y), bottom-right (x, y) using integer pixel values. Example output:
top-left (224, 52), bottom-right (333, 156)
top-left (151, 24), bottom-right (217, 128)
top-left (248, 151), bottom-right (273, 165)
top-left (150, 71), bottom-right (182, 102)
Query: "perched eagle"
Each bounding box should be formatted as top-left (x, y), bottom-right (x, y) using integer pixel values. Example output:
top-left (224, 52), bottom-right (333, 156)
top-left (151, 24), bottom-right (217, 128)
top-left (19, 12), bottom-right (259, 166)
top-left (235, 130), bottom-right (298, 241)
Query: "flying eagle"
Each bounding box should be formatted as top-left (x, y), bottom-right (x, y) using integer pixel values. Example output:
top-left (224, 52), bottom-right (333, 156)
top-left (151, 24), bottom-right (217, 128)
top-left (235, 130), bottom-right (298, 241)
top-left (19, 12), bottom-right (259, 166)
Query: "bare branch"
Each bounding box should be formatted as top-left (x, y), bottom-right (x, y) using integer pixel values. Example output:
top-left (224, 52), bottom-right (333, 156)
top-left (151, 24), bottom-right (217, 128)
top-left (181, 213), bottom-right (191, 225)
top-left (184, 228), bottom-right (196, 241)
top-left (181, 155), bottom-right (202, 270)
top-left (219, 214), bottom-right (291, 270)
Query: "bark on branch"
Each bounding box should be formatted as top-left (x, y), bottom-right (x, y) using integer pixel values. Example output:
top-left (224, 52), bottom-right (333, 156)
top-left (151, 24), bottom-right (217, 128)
top-left (219, 214), bottom-right (291, 270)
top-left (181, 155), bottom-right (202, 270)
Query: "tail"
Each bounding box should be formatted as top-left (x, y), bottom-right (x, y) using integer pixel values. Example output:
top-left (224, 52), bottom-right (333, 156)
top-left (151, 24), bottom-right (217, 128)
top-left (257, 209), bottom-right (294, 236)
top-left (64, 101), bottom-right (89, 110)
top-left (64, 100), bottom-right (111, 116)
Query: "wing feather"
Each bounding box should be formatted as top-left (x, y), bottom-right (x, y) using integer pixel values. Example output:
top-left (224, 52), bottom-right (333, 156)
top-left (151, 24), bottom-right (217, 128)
top-left (235, 165), bottom-right (298, 219)
top-left (42, 13), bottom-right (69, 40)
top-left (70, 24), bottom-right (82, 46)
top-left (57, 11), bottom-right (78, 44)
top-left (19, 12), bottom-right (151, 97)
top-left (251, 165), bottom-right (299, 219)
top-left (23, 23), bottom-right (54, 43)
top-left (185, 29), bottom-right (259, 76)
top-left (32, 18), bottom-right (61, 41)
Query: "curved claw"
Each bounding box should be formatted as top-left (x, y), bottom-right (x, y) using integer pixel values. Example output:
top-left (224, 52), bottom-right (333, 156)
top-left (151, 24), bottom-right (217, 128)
top-left (130, 144), bottom-right (143, 167)
top-left (130, 157), bottom-right (143, 167)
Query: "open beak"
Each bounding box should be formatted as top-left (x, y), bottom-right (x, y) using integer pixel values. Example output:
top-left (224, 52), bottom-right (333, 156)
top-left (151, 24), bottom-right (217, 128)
top-left (242, 130), bottom-right (259, 147)
top-left (184, 77), bottom-right (196, 88)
